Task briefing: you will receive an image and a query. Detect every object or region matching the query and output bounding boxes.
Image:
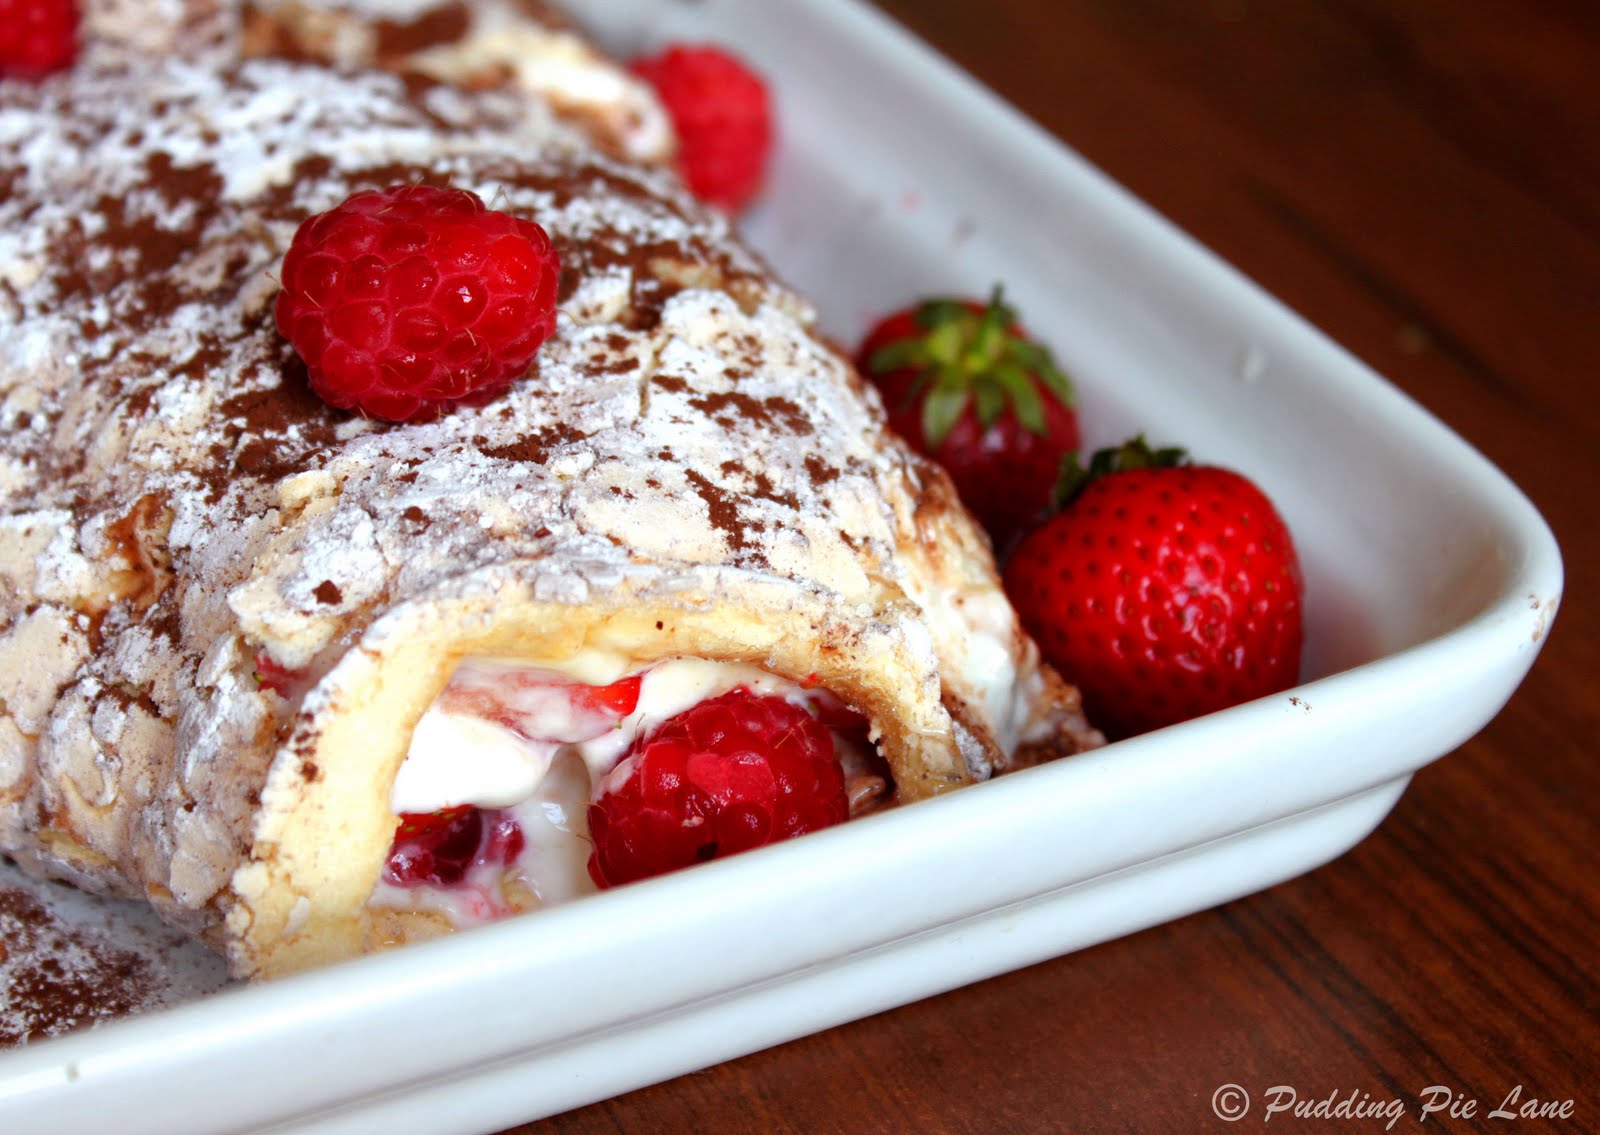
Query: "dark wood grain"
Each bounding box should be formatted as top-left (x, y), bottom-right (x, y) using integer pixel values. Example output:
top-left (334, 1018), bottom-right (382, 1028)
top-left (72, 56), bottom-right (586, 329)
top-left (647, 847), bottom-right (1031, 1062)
top-left (508, 3), bottom-right (1599, 1131)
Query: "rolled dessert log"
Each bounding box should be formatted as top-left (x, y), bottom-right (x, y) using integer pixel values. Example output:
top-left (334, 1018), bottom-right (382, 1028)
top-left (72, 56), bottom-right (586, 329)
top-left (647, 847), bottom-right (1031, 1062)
top-left (0, 27), bottom-right (1099, 980)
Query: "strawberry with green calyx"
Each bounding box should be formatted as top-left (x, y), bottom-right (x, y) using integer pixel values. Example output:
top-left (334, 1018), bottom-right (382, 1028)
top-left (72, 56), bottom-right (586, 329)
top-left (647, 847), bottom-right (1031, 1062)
top-left (856, 287), bottom-right (1080, 546)
top-left (1004, 436), bottom-right (1304, 740)
top-left (1050, 435), bottom-right (1188, 508)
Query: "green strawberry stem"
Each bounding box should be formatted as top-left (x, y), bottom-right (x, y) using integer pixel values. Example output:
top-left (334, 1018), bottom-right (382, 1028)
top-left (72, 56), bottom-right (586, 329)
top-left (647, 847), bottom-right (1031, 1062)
top-left (1053, 435), bottom-right (1189, 510)
top-left (866, 285), bottom-right (1074, 448)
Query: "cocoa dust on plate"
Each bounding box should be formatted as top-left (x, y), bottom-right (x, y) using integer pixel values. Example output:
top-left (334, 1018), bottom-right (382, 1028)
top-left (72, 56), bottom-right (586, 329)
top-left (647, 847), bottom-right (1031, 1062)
top-left (0, 873), bottom-right (231, 1049)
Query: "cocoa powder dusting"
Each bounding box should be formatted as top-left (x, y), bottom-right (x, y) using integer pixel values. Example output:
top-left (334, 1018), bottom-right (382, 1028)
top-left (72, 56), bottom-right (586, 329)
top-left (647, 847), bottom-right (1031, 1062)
top-left (689, 391), bottom-right (814, 436)
top-left (0, 886), bottom-right (160, 1047)
top-left (804, 454), bottom-right (840, 486)
top-left (373, 3), bottom-right (472, 61)
top-left (480, 422), bottom-right (590, 464)
top-left (684, 469), bottom-right (764, 563)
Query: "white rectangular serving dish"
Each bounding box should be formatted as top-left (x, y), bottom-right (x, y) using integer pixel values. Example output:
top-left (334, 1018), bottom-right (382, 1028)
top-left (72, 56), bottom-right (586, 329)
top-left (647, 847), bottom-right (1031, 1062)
top-left (0, 0), bottom-right (1562, 1131)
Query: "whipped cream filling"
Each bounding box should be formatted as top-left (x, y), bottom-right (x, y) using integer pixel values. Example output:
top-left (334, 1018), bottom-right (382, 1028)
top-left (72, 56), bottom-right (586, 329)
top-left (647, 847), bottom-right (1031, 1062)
top-left (390, 657), bottom-right (804, 812)
top-left (370, 657), bottom-right (878, 923)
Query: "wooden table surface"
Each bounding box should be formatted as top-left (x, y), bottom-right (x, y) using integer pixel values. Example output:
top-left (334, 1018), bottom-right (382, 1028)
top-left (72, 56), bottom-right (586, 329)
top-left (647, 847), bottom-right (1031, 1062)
top-left (514, 3), bottom-right (1598, 1132)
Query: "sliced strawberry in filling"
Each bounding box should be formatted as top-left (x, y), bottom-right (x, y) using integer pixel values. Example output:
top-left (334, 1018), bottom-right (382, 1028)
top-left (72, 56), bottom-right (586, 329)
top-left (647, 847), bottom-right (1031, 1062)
top-left (384, 805), bottom-right (526, 887)
top-left (571, 674), bottom-right (643, 719)
top-left (436, 670), bottom-right (642, 743)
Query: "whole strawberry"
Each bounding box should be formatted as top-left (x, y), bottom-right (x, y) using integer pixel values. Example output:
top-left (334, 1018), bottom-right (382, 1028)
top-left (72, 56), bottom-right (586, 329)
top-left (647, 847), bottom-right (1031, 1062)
top-left (1003, 438), bottom-right (1303, 739)
top-left (587, 688), bottom-right (848, 888)
top-left (857, 289), bottom-right (1079, 547)
top-left (0, 0), bottom-right (79, 80)
top-left (274, 184), bottom-right (561, 423)
top-left (631, 43), bottom-right (773, 213)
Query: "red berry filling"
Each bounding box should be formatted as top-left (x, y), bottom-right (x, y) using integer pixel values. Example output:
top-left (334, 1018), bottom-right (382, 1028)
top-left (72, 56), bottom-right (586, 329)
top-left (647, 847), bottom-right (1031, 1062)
top-left (384, 805), bottom-right (525, 888)
top-left (573, 674), bottom-right (645, 719)
top-left (253, 651), bottom-right (308, 699)
top-left (437, 671), bottom-right (642, 744)
top-left (381, 670), bottom-right (643, 892)
top-left (381, 672), bottom-right (867, 903)
top-left (587, 688), bottom-right (849, 888)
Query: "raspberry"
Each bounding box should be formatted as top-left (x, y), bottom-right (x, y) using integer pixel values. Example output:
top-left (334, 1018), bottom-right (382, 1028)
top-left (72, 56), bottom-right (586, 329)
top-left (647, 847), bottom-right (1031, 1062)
top-left (631, 43), bottom-right (773, 213)
top-left (0, 0), bottom-right (79, 80)
top-left (587, 688), bottom-right (848, 888)
top-left (274, 184), bottom-right (561, 423)
top-left (385, 806), bottom-right (525, 888)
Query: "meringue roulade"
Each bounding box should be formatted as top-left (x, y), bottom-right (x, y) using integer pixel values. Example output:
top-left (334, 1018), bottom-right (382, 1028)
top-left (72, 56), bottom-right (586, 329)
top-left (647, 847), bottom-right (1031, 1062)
top-left (0, 10), bottom-right (1098, 980)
